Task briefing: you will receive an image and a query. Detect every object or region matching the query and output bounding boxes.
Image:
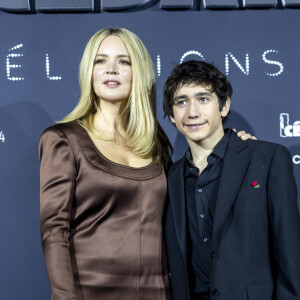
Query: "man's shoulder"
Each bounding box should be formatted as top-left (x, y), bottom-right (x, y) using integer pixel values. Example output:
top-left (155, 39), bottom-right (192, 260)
top-left (229, 135), bottom-right (292, 161)
top-left (245, 138), bottom-right (290, 154)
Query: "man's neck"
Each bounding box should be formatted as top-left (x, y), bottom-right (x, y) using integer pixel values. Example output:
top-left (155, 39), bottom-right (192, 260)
top-left (187, 129), bottom-right (225, 171)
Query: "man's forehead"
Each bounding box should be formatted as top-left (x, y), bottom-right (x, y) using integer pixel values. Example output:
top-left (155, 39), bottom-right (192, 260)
top-left (174, 83), bottom-right (214, 97)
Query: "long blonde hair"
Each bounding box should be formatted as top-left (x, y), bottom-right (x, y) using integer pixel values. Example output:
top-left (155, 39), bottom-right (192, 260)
top-left (62, 28), bottom-right (172, 165)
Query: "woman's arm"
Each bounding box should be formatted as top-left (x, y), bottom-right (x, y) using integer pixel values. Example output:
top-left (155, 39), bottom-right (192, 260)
top-left (39, 127), bottom-right (78, 300)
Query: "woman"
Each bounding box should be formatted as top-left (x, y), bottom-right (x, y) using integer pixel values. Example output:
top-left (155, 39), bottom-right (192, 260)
top-left (39, 28), bottom-right (253, 300)
top-left (39, 28), bottom-right (172, 300)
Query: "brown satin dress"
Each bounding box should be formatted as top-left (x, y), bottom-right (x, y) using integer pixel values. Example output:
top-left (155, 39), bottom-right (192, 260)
top-left (39, 121), bottom-right (171, 300)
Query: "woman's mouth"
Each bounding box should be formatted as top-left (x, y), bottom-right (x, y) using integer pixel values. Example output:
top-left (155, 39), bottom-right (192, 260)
top-left (104, 80), bottom-right (120, 87)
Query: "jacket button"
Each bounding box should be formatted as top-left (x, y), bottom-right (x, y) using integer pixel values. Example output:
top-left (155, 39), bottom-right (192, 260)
top-left (168, 272), bottom-right (171, 277)
top-left (210, 252), bottom-right (215, 259)
top-left (212, 289), bottom-right (218, 296)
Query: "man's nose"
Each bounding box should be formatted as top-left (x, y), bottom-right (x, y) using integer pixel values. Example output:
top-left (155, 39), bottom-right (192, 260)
top-left (187, 101), bottom-right (200, 119)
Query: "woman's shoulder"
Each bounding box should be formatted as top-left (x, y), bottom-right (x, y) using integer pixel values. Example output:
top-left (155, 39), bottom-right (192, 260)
top-left (41, 120), bottom-right (79, 139)
top-left (39, 121), bottom-right (81, 149)
top-left (39, 121), bottom-right (80, 159)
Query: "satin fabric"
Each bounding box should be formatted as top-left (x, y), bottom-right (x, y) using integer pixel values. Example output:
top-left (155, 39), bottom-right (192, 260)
top-left (39, 121), bottom-right (171, 300)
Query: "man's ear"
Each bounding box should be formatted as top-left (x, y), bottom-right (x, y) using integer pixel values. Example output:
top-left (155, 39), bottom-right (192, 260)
top-left (221, 97), bottom-right (231, 117)
top-left (170, 115), bottom-right (176, 124)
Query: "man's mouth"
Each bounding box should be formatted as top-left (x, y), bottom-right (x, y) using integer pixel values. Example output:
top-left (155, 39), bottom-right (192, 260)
top-left (185, 122), bottom-right (207, 130)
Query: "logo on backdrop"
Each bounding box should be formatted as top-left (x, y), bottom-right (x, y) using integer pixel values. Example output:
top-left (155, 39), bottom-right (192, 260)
top-left (1, 0), bottom-right (300, 13)
top-left (5, 44), bottom-right (62, 81)
top-left (0, 132), bottom-right (5, 143)
top-left (280, 113), bottom-right (300, 137)
top-left (293, 155), bottom-right (300, 165)
top-left (3, 44), bottom-right (284, 80)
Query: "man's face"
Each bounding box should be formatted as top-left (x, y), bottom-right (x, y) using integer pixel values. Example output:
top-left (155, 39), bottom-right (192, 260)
top-left (170, 83), bottom-right (230, 147)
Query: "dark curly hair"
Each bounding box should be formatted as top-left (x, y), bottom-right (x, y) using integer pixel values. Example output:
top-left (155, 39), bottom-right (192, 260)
top-left (163, 60), bottom-right (232, 123)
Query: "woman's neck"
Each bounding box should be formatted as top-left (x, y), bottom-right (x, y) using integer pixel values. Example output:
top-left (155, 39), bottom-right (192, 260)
top-left (93, 100), bottom-right (126, 141)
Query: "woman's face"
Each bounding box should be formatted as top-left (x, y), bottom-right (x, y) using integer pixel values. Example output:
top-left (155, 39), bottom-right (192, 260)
top-left (92, 35), bottom-right (132, 105)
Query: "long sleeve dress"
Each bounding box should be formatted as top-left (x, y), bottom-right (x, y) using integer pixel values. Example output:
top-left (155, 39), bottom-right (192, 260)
top-left (39, 121), bottom-right (171, 300)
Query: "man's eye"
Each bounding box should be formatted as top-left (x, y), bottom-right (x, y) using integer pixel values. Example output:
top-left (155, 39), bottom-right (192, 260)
top-left (174, 100), bottom-right (186, 106)
top-left (199, 98), bottom-right (208, 103)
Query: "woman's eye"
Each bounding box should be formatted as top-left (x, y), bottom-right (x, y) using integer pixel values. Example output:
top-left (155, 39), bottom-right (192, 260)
top-left (95, 59), bottom-right (105, 64)
top-left (120, 60), bottom-right (131, 65)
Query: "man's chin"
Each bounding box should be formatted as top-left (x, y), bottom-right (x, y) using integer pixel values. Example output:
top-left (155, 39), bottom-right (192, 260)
top-left (186, 134), bottom-right (207, 145)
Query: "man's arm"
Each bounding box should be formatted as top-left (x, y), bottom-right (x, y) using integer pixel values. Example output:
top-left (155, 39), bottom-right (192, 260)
top-left (267, 145), bottom-right (300, 299)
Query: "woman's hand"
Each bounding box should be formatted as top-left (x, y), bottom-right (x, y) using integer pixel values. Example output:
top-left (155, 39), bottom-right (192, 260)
top-left (233, 129), bottom-right (257, 140)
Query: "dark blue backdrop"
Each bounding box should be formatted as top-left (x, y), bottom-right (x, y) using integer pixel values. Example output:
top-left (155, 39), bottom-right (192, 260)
top-left (0, 9), bottom-right (299, 299)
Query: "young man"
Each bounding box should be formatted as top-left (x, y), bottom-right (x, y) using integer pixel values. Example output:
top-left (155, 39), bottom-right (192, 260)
top-left (163, 60), bottom-right (300, 300)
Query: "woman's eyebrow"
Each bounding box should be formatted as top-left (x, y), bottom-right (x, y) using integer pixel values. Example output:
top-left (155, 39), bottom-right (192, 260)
top-left (95, 54), bottom-right (131, 58)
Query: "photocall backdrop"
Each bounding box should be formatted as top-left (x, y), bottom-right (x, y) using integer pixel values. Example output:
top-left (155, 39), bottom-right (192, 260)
top-left (0, 7), bottom-right (299, 299)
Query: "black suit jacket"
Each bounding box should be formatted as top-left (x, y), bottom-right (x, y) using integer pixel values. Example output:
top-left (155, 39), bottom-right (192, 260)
top-left (165, 130), bottom-right (300, 300)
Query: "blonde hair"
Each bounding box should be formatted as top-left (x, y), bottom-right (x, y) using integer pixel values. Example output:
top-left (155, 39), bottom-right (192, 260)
top-left (62, 28), bottom-right (172, 164)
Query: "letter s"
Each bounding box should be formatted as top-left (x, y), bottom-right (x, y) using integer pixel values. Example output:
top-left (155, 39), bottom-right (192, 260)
top-left (262, 50), bottom-right (284, 77)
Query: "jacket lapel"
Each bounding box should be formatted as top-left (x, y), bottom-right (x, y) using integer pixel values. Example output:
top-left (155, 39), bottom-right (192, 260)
top-left (212, 133), bottom-right (250, 239)
top-left (168, 158), bottom-right (187, 260)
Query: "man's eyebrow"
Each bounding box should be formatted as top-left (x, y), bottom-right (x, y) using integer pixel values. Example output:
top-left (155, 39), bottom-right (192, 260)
top-left (174, 95), bottom-right (188, 101)
top-left (174, 92), bottom-right (213, 101)
top-left (194, 92), bottom-right (213, 97)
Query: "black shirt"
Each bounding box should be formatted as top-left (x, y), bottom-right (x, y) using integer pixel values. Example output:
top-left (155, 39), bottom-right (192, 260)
top-left (184, 130), bottom-right (231, 298)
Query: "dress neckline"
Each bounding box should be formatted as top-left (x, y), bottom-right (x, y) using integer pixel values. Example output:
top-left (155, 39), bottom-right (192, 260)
top-left (71, 120), bottom-right (162, 180)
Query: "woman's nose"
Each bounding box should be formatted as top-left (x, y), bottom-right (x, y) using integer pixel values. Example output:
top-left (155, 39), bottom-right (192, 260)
top-left (106, 60), bottom-right (118, 74)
